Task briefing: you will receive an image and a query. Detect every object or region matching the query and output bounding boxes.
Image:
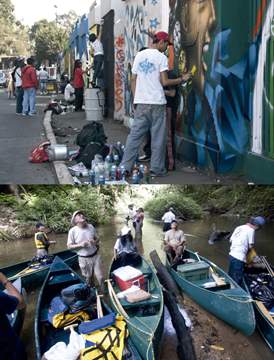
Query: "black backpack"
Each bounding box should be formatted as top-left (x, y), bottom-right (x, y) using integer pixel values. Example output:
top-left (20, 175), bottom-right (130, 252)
top-left (76, 122), bottom-right (107, 148)
top-left (76, 142), bottom-right (109, 168)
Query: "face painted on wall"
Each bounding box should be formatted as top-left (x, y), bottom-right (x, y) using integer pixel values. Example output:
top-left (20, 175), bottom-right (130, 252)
top-left (179, 0), bottom-right (217, 95)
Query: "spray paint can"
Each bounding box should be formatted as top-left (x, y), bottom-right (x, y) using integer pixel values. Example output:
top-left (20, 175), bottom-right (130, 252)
top-left (114, 154), bottom-right (120, 166)
top-left (98, 175), bottom-right (105, 185)
top-left (132, 170), bottom-right (140, 184)
top-left (139, 164), bottom-right (145, 180)
top-left (111, 165), bottom-right (117, 181)
top-left (120, 165), bottom-right (126, 181)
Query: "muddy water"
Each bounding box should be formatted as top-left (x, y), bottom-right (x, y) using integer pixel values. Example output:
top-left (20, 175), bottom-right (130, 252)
top-left (0, 215), bottom-right (273, 359)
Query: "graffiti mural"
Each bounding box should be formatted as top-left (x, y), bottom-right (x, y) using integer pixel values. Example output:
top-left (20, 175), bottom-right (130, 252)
top-left (114, 35), bottom-right (126, 117)
top-left (169, 0), bottom-right (274, 174)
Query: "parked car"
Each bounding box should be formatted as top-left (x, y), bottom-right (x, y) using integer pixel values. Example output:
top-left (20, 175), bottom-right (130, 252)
top-left (0, 70), bottom-right (7, 88)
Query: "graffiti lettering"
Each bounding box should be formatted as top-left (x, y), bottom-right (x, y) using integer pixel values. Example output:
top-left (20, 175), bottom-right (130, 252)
top-left (115, 36), bottom-right (126, 114)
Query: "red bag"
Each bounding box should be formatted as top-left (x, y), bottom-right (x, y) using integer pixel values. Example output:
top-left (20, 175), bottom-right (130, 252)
top-left (29, 141), bottom-right (50, 163)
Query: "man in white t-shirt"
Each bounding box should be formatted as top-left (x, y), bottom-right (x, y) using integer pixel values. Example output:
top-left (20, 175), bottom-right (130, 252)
top-left (67, 210), bottom-right (104, 290)
top-left (162, 207), bottom-right (176, 232)
top-left (228, 216), bottom-right (265, 285)
top-left (64, 80), bottom-right (75, 104)
top-left (39, 67), bottom-right (49, 94)
top-left (164, 220), bottom-right (186, 265)
top-left (89, 27), bottom-right (104, 88)
top-left (120, 31), bottom-right (192, 177)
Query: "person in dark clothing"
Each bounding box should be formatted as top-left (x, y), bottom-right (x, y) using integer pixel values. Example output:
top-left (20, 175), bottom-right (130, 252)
top-left (0, 272), bottom-right (27, 360)
top-left (111, 226), bottom-right (142, 272)
top-left (73, 60), bottom-right (85, 111)
top-left (12, 58), bottom-right (25, 115)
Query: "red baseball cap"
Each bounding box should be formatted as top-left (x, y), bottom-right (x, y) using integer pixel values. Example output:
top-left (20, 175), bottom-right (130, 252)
top-left (155, 31), bottom-right (173, 45)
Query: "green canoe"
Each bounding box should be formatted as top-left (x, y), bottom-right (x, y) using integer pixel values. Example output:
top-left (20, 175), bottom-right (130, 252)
top-left (0, 250), bottom-right (78, 289)
top-left (35, 256), bottom-right (142, 360)
top-left (5, 278), bottom-right (26, 335)
top-left (243, 268), bottom-right (274, 351)
top-left (108, 257), bottom-right (164, 360)
top-left (167, 249), bottom-right (256, 336)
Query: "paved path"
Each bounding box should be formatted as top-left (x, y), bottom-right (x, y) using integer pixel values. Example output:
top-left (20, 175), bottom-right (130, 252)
top-left (0, 90), bottom-right (57, 184)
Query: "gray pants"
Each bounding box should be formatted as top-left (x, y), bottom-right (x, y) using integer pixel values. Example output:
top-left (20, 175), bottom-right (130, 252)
top-left (78, 254), bottom-right (104, 290)
top-left (120, 104), bottom-right (167, 175)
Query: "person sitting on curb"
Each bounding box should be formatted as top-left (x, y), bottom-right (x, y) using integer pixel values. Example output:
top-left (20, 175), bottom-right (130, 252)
top-left (164, 220), bottom-right (186, 265)
top-left (67, 210), bottom-right (104, 292)
top-left (0, 272), bottom-right (27, 360)
top-left (35, 222), bottom-right (56, 258)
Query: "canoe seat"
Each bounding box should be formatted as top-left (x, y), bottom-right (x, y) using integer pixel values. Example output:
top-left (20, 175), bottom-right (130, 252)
top-left (120, 294), bottom-right (161, 310)
top-left (48, 273), bottom-right (76, 286)
top-left (192, 279), bottom-right (231, 291)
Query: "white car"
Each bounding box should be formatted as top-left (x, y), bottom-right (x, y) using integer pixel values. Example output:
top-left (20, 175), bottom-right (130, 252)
top-left (0, 70), bottom-right (7, 88)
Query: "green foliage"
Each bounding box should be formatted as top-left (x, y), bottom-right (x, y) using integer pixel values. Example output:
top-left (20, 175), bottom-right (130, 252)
top-left (13, 187), bottom-right (118, 232)
top-left (145, 191), bottom-right (203, 220)
top-left (0, 194), bottom-right (17, 206)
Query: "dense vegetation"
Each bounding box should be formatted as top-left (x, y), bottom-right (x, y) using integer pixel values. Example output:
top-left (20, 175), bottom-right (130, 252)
top-left (0, 186), bottom-right (123, 240)
top-left (145, 190), bottom-right (203, 220)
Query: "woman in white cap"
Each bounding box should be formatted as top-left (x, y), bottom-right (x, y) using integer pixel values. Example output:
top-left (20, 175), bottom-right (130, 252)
top-left (67, 210), bottom-right (104, 291)
top-left (111, 226), bottom-right (142, 272)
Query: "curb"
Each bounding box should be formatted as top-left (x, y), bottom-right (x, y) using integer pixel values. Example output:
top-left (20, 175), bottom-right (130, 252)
top-left (43, 111), bottom-right (74, 185)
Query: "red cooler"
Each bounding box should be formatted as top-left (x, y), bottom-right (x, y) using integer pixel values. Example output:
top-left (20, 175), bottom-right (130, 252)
top-left (113, 266), bottom-right (145, 291)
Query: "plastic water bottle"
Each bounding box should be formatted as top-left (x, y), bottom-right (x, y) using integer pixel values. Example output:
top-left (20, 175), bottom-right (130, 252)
top-left (94, 164), bottom-right (100, 185)
top-left (89, 169), bottom-right (95, 185)
top-left (114, 154), bottom-right (120, 166)
top-left (120, 165), bottom-right (126, 181)
top-left (98, 175), bottom-right (105, 185)
top-left (111, 165), bottom-right (117, 181)
top-left (139, 164), bottom-right (145, 180)
top-left (132, 170), bottom-right (140, 184)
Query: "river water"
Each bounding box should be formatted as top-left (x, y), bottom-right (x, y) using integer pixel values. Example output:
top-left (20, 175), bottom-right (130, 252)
top-left (1, 214), bottom-right (274, 359)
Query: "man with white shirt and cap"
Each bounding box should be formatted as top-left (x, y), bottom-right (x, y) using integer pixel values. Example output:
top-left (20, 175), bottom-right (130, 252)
top-left (228, 216), bottom-right (265, 286)
top-left (162, 207), bottom-right (176, 232)
top-left (67, 210), bottom-right (104, 291)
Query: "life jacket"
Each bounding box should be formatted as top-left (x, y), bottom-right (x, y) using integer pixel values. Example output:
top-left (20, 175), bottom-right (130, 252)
top-left (48, 296), bottom-right (90, 329)
top-left (80, 315), bottom-right (128, 360)
top-left (35, 232), bottom-right (49, 249)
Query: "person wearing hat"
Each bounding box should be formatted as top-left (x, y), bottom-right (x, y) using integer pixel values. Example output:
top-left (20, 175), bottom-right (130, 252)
top-left (111, 226), bottom-right (141, 272)
top-left (67, 211), bottom-right (104, 291)
top-left (120, 31), bottom-right (193, 177)
top-left (228, 216), bottom-right (266, 286)
top-left (162, 207), bottom-right (176, 232)
top-left (164, 220), bottom-right (186, 265)
top-left (34, 223), bottom-right (56, 258)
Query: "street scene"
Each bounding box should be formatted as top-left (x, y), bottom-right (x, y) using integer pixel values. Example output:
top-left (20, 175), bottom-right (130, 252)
top-left (0, 1), bottom-right (274, 360)
top-left (0, 0), bottom-right (274, 184)
top-left (0, 185), bottom-right (274, 360)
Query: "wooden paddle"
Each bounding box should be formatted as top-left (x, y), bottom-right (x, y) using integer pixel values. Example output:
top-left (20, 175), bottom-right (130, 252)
top-left (195, 252), bottom-right (226, 286)
top-left (261, 256), bottom-right (274, 277)
top-left (96, 293), bottom-right (104, 319)
top-left (105, 279), bottom-right (129, 319)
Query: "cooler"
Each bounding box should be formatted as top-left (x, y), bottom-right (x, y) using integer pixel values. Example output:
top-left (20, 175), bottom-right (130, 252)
top-left (113, 266), bottom-right (145, 291)
top-left (177, 261), bottom-right (210, 282)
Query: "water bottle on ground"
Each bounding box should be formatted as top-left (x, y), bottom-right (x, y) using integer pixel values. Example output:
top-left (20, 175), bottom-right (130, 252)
top-left (89, 169), bottom-right (95, 185)
top-left (94, 164), bottom-right (100, 185)
top-left (111, 165), bottom-right (117, 181)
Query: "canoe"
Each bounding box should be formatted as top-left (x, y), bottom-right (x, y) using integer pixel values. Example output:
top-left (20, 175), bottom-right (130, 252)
top-left (108, 257), bottom-right (164, 360)
top-left (167, 249), bottom-right (256, 336)
top-left (35, 256), bottom-right (142, 360)
top-left (0, 250), bottom-right (78, 289)
top-left (5, 278), bottom-right (26, 335)
top-left (243, 266), bottom-right (274, 351)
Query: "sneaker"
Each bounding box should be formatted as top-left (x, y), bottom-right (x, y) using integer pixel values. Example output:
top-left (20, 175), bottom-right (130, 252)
top-left (28, 113), bottom-right (36, 116)
top-left (16, 112), bottom-right (22, 115)
top-left (22, 113), bottom-right (28, 116)
top-left (138, 154), bottom-right (151, 162)
top-left (150, 170), bottom-right (168, 177)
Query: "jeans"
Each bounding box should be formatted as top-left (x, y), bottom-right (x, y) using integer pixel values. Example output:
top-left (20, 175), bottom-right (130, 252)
top-left (120, 104), bottom-right (167, 175)
top-left (23, 87), bottom-right (36, 114)
top-left (15, 87), bottom-right (24, 113)
top-left (93, 55), bottom-right (104, 86)
top-left (75, 87), bottom-right (84, 111)
top-left (228, 255), bottom-right (245, 286)
top-left (40, 80), bottom-right (47, 93)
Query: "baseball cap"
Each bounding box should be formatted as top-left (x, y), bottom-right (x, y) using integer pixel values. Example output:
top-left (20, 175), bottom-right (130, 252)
top-left (71, 210), bottom-right (85, 225)
top-left (36, 222), bottom-right (45, 229)
top-left (155, 31), bottom-right (173, 45)
top-left (121, 226), bottom-right (131, 236)
top-left (250, 216), bottom-right (266, 227)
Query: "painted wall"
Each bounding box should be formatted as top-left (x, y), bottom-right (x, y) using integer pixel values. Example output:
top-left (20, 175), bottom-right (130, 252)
top-left (169, 0), bottom-right (274, 175)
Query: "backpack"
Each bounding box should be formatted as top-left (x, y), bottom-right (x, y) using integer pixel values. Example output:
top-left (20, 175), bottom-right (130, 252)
top-left (61, 284), bottom-right (97, 312)
top-left (76, 122), bottom-right (107, 148)
top-left (76, 142), bottom-right (109, 169)
top-left (29, 141), bottom-right (50, 163)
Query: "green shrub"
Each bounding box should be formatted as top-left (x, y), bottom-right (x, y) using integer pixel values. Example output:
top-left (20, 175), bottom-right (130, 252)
top-left (145, 191), bottom-right (202, 220)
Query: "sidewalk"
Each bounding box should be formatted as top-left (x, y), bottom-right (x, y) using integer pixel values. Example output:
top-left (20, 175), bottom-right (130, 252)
top-left (0, 90), bottom-right (57, 184)
top-left (51, 111), bottom-right (245, 184)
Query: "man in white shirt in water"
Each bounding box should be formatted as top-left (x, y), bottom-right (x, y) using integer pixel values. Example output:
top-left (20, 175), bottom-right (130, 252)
top-left (120, 31), bottom-right (193, 177)
top-left (162, 207), bottom-right (176, 232)
top-left (228, 216), bottom-right (265, 286)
